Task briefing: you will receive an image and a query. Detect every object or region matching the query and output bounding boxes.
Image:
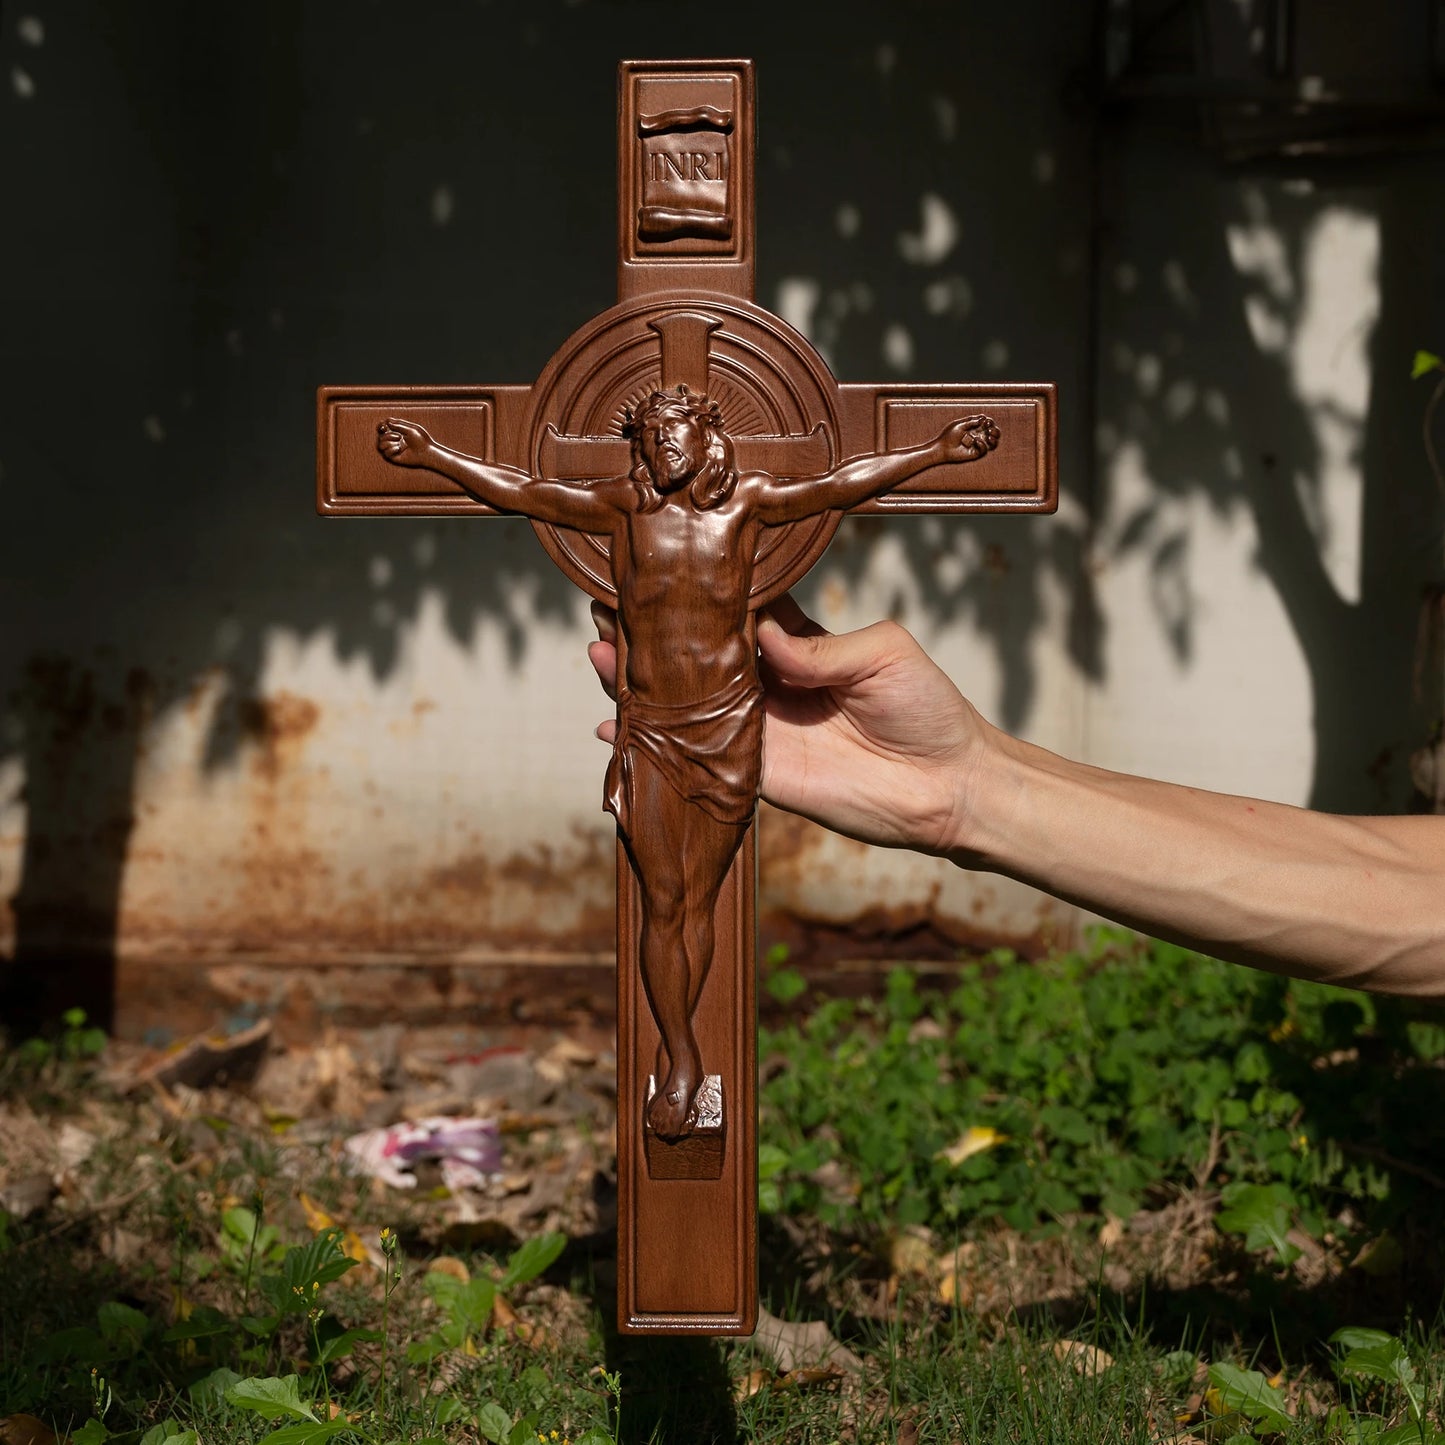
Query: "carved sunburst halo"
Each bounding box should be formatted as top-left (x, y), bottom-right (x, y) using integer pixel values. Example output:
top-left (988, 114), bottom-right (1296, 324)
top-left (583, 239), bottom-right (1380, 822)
top-left (610, 374), bottom-right (771, 441)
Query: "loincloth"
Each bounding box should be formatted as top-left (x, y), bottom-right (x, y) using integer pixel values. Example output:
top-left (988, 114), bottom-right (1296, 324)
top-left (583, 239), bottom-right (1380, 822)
top-left (604, 676), bottom-right (764, 835)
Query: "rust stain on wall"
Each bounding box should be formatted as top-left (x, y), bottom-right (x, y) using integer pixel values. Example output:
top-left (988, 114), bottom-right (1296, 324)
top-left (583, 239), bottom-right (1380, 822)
top-left (5, 659), bottom-right (1072, 1041)
top-left (238, 691), bottom-right (321, 781)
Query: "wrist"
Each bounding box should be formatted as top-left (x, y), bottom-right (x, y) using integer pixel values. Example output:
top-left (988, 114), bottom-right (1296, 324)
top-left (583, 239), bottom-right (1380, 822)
top-left (941, 723), bottom-right (1026, 871)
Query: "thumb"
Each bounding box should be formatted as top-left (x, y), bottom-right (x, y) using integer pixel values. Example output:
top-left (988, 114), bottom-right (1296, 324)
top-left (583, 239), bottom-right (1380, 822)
top-left (758, 614), bottom-right (892, 689)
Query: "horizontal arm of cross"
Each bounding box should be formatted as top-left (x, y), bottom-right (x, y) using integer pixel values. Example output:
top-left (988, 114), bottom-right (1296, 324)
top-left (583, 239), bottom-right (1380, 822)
top-left (317, 385), bottom-right (535, 517)
top-left (319, 383), bottom-right (1055, 517)
top-left (831, 383), bottom-right (1057, 514)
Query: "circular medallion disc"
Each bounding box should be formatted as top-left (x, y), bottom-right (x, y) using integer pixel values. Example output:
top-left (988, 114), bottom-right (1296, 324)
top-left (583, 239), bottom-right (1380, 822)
top-left (525, 291), bottom-right (843, 608)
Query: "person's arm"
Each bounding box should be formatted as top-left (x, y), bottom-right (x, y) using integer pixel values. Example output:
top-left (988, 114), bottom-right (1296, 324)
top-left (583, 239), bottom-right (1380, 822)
top-left (751, 416), bottom-right (999, 524)
top-left (588, 597), bottom-right (1445, 1000)
top-left (970, 739), bottom-right (1444, 999)
top-left (377, 419), bottom-right (622, 532)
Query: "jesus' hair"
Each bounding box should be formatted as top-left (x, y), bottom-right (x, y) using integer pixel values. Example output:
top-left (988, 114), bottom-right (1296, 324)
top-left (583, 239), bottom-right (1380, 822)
top-left (622, 384), bottom-right (738, 512)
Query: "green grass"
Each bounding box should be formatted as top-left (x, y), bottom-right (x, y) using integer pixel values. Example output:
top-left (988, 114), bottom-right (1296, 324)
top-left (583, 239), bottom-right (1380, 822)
top-left (1, 932), bottom-right (1443, 1444)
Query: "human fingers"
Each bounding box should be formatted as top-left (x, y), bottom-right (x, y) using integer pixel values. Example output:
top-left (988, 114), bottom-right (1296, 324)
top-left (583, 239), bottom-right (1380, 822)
top-left (590, 598), bottom-right (618, 644)
top-left (758, 614), bottom-right (909, 690)
top-left (594, 717), bottom-right (618, 744)
top-left (759, 591), bottom-right (829, 639)
top-left (587, 638), bottom-right (618, 700)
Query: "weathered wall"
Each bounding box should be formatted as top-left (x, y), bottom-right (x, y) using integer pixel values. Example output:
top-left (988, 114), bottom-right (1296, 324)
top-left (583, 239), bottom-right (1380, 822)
top-left (1, 2), bottom-right (1440, 1036)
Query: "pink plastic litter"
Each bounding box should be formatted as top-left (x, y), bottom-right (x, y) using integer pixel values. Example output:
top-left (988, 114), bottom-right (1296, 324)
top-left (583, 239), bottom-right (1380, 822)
top-left (344, 1115), bottom-right (503, 1192)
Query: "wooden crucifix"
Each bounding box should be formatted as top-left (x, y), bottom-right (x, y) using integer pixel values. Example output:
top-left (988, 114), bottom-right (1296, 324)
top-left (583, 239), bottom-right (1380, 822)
top-left (317, 59), bottom-right (1056, 1336)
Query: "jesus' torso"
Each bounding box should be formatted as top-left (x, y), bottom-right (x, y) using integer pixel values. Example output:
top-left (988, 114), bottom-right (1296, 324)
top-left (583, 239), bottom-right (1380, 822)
top-left (610, 479), bottom-right (764, 706)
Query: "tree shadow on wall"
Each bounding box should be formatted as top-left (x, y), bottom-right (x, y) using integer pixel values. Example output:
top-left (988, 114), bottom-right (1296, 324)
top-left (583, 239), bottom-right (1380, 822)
top-left (1089, 121), bottom-right (1445, 815)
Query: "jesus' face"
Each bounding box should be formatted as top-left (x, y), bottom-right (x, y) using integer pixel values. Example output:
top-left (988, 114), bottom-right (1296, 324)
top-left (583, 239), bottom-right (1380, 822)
top-left (640, 409), bottom-right (707, 491)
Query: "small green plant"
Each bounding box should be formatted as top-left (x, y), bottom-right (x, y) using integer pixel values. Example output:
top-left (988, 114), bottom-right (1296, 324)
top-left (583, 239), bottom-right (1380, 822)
top-left (377, 1225), bottom-right (400, 1431)
top-left (408, 1231), bottom-right (566, 1364)
top-left (1214, 1181), bottom-right (1301, 1266)
top-left (1, 1006), bottom-right (108, 1099)
top-left (1414, 349), bottom-right (1444, 499)
top-left (1330, 1327), bottom-right (1444, 1445)
top-left (761, 941), bottom-right (807, 1005)
top-left (1204, 1360), bottom-right (1293, 1437)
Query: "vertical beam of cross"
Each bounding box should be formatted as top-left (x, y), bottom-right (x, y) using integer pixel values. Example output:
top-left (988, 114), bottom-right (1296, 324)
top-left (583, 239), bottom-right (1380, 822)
top-left (653, 313), bottom-right (721, 392)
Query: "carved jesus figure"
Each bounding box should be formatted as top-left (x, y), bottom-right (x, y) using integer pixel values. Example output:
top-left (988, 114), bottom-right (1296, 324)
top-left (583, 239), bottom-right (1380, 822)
top-left (377, 388), bottom-right (999, 1139)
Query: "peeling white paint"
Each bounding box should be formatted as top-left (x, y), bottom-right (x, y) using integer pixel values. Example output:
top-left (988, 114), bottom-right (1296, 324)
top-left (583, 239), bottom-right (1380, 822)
top-left (775, 277), bottom-right (820, 341)
top-left (898, 194), bottom-right (959, 266)
top-left (882, 323), bottom-right (914, 372)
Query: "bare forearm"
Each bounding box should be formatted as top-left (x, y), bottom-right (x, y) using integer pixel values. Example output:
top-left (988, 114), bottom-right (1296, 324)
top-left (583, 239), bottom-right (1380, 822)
top-left (958, 734), bottom-right (1445, 998)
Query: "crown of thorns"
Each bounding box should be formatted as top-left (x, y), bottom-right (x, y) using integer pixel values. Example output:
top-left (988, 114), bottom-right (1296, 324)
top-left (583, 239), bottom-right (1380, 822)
top-left (621, 383), bottom-right (724, 438)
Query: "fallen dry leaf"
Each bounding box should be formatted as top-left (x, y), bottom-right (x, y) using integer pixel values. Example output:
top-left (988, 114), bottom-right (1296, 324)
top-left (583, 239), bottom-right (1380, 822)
top-left (0, 1174), bottom-right (52, 1221)
top-left (54, 1123), bottom-right (97, 1173)
top-left (935, 1240), bottom-right (978, 1307)
top-left (1098, 1213), bottom-right (1126, 1250)
top-left (299, 1192), bottom-right (336, 1233)
top-left (139, 1019), bottom-right (272, 1091)
top-left (937, 1268), bottom-right (973, 1308)
top-left (544, 1037), bottom-right (597, 1068)
top-left (0, 1416), bottom-right (57, 1445)
top-left (936, 1125), bottom-right (1005, 1167)
top-left (778, 1364), bottom-right (847, 1390)
top-left (733, 1362), bottom-right (847, 1399)
top-left (497, 1111), bottom-right (561, 1134)
top-left (427, 1256), bottom-right (471, 1283)
top-left (733, 1367), bottom-right (775, 1401)
top-left (907, 1017), bottom-right (948, 1044)
top-left (752, 1306), bottom-right (864, 1376)
top-left (297, 1193), bottom-right (377, 1269)
top-left (1052, 1339), bottom-right (1115, 1375)
top-left (889, 1226), bottom-right (936, 1279)
top-left (895, 1406), bottom-right (923, 1445)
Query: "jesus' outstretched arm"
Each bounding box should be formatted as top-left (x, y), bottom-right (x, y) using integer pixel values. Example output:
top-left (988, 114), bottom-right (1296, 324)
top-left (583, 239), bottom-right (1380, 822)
top-left (376, 418), bottom-right (623, 532)
top-left (751, 414), bottom-right (1001, 525)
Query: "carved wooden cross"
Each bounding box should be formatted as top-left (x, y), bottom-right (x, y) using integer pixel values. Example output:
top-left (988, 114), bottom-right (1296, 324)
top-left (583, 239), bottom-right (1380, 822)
top-left (317, 59), bottom-right (1056, 1336)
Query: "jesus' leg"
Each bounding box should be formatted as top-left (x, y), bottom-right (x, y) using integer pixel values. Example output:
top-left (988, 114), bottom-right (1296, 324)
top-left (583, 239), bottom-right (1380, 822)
top-left (621, 752), bottom-right (753, 1140)
top-left (642, 801), bottom-right (749, 1140)
top-left (623, 761), bottom-right (704, 1141)
top-left (680, 806), bottom-right (751, 1022)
